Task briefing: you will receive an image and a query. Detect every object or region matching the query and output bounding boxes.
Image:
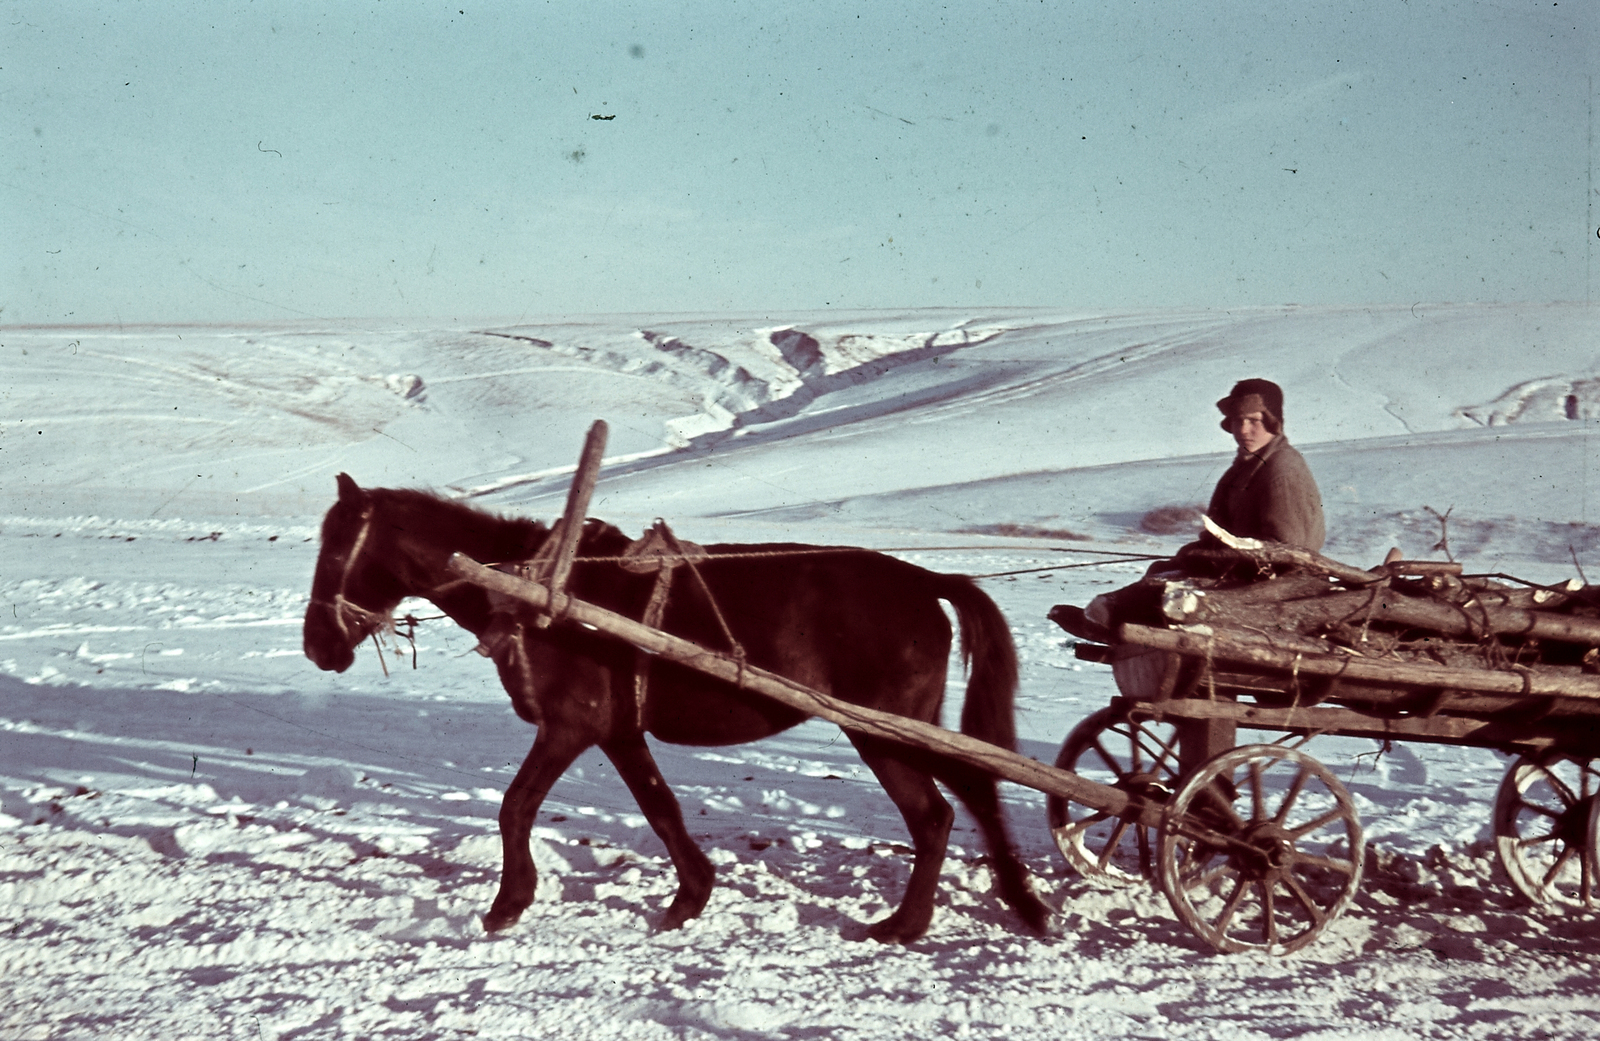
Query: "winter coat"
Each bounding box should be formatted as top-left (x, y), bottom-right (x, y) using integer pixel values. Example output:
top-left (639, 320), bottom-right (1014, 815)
top-left (1206, 436), bottom-right (1325, 552)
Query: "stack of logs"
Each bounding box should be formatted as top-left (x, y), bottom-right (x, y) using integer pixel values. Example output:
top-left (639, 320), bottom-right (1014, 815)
top-left (1088, 539), bottom-right (1600, 713)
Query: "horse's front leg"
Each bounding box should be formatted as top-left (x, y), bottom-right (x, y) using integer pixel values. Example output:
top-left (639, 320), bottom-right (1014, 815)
top-left (484, 729), bottom-right (587, 933)
top-left (602, 735), bottom-right (715, 929)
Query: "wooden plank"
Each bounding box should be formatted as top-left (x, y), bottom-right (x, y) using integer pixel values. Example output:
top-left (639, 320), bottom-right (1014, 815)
top-left (446, 552), bottom-right (1162, 826)
top-left (1120, 623), bottom-right (1600, 704)
top-left (544, 420), bottom-right (609, 616)
top-left (1194, 668), bottom-right (1554, 718)
top-left (1130, 698), bottom-right (1549, 749)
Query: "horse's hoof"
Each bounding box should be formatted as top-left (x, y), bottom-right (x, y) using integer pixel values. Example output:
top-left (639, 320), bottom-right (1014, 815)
top-left (482, 906), bottom-right (525, 934)
top-left (864, 912), bottom-right (930, 945)
top-left (658, 900), bottom-right (706, 932)
top-left (1016, 894), bottom-right (1053, 935)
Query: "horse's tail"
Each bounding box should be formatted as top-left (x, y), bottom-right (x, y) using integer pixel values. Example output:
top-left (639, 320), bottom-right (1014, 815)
top-left (935, 575), bottom-right (1019, 753)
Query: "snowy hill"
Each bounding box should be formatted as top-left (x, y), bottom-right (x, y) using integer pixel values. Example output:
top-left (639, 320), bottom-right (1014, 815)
top-left (4, 304), bottom-right (1600, 1039)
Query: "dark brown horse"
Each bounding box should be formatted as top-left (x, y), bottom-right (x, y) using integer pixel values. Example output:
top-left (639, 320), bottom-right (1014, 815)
top-left (303, 473), bottom-right (1049, 942)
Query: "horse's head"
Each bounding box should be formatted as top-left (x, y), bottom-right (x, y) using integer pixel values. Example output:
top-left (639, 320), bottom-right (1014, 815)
top-left (303, 473), bottom-right (406, 672)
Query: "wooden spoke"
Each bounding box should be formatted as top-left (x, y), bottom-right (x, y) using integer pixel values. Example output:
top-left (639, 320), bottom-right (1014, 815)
top-left (1172, 819), bottom-right (1252, 856)
top-left (1261, 882), bottom-right (1278, 946)
top-left (1133, 727), bottom-right (1182, 772)
top-left (1249, 759), bottom-right (1266, 823)
top-left (1210, 874), bottom-right (1249, 936)
top-left (1283, 873), bottom-right (1329, 926)
top-left (1195, 780), bottom-right (1248, 831)
top-left (1274, 766), bottom-right (1311, 825)
top-left (1135, 818), bottom-right (1155, 876)
top-left (1099, 817), bottom-right (1133, 870)
top-left (1179, 854), bottom-right (1233, 892)
top-left (1091, 739), bottom-right (1124, 778)
top-left (1124, 730), bottom-right (1145, 772)
top-left (1542, 846), bottom-right (1577, 889)
top-left (1518, 799), bottom-right (1566, 821)
top-left (1288, 804), bottom-right (1352, 840)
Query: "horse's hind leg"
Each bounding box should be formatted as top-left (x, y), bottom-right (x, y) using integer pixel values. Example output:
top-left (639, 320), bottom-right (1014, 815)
top-left (601, 736), bottom-right (715, 929)
top-left (484, 730), bottom-right (588, 933)
top-left (847, 733), bottom-right (954, 944)
top-left (934, 761), bottom-right (1052, 933)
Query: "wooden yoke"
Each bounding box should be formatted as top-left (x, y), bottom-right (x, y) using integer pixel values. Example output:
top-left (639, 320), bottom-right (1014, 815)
top-left (539, 419), bottom-right (609, 626)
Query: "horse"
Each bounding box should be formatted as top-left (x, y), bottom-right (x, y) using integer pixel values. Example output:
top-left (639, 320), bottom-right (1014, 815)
top-left (303, 473), bottom-right (1050, 943)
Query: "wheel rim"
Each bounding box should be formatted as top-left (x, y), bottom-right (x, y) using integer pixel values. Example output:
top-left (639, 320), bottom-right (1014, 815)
top-left (1047, 706), bottom-right (1181, 885)
top-left (1494, 754), bottom-right (1600, 911)
top-left (1158, 744), bottom-right (1364, 955)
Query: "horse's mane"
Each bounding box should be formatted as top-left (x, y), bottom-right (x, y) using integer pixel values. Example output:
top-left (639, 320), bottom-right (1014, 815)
top-left (366, 486), bottom-right (631, 562)
top-left (368, 487), bottom-right (547, 560)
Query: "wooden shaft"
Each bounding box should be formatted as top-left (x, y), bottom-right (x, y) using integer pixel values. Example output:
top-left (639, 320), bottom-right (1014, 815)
top-left (546, 420), bottom-right (609, 607)
top-left (446, 552), bottom-right (1156, 824)
top-left (1120, 623), bottom-right (1600, 702)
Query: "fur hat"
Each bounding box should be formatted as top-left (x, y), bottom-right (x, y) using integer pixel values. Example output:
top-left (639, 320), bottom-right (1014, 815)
top-left (1217, 378), bottom-right (1284, 433)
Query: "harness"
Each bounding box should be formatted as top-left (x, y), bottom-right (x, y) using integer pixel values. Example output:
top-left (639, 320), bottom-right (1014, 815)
top-left (476, 519), bottom-right (740, 730)
top-left (618, 521), bottom-right (735, 729)
top-left (310, 504), bottom-right (395, 651)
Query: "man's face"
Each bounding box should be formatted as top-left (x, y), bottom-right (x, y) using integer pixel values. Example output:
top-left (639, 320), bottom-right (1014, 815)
top-left (1232, 411), bottom-right (1275, 454)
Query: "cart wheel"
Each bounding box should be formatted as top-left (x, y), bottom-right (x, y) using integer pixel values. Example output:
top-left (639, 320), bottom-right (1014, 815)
top-left (1158, 744), bottom-right (1365, 955)
top-left (1047, 706), bottom-right (1182, 884)
top-left (1493, 754), bottom-right (1600, 911)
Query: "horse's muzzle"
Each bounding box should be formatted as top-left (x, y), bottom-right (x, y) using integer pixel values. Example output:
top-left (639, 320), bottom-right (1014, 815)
top-left (303, 601), bottom-right (358, 672)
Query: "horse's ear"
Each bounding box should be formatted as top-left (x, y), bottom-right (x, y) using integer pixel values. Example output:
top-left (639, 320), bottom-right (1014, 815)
top-left (336, 473), bottom-right (364, 505)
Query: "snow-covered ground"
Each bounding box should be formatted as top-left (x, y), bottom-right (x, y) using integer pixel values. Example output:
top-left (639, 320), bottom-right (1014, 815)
top-left (4, 304), bottom-right (1600, 1040)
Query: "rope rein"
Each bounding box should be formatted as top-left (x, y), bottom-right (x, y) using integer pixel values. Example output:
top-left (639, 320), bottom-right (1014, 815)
top-left (519, 543), bottom-right (1166, 566)
top-left (332, 513), bottom-right (1163, 683)
top-left (481, 543), bottom-right (1166, 582)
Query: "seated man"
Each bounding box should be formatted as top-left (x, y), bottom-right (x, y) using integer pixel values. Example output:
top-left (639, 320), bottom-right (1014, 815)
top-left (1055, 378), bottom-right (1326, 642)
top-left (1203, 378), bottom-right (1324, 552)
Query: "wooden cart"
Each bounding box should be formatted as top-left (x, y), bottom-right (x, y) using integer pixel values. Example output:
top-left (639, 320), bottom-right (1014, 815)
top-left (1048, 532), bottom-right (1600, 952)
top-left (441, 423), bottom-right (1371, 955)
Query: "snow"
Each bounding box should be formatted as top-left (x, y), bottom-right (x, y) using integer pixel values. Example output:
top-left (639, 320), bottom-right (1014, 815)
top-left (4, 304), bottom-right (1600, 1039)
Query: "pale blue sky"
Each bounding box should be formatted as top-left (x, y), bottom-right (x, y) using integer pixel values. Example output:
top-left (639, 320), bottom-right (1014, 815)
top-left (4, 0), bottom-right (1594, 323)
